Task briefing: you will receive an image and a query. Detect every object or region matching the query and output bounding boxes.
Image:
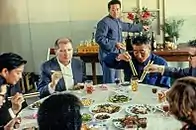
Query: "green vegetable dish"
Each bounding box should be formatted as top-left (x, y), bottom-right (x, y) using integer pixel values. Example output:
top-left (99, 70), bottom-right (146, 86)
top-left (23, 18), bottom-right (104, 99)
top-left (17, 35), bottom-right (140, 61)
top-left (108, 94), bottom-right (131, 103)
top-left (82, 113), bottom-right (92, 122)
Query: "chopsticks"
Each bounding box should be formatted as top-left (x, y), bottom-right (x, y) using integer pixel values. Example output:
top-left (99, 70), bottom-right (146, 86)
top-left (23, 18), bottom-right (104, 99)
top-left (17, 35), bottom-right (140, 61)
top-left (139, 61), bottom-right (154, 82)
top-left (51, 70), bottom-right (72, 77)
top-left (8, 92), bottom-right (40, 101)
top-left (129, 60), bottom-right (138, 76)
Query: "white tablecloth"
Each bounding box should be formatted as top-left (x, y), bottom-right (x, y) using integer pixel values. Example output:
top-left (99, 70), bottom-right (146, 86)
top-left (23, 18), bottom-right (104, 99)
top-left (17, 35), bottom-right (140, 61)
top-left (18, 83), bottom-right (182, 130)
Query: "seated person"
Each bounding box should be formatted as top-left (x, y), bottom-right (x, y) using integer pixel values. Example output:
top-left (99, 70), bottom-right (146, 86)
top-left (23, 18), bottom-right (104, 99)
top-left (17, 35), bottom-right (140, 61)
top-left (0, 53), bottom-right (26, 127)
top-left (0, 85), bottom-right (21, 130)
top-left (104, 35), bottom-right (170, 88)
top-left (37, 93), bottom-right (82, 130)
top-left (166, 76), bottom-right (196, 130)
top-left (145, 39), bottom-right (196, 78)
top-left (38, 38), bottom-right (86, 98)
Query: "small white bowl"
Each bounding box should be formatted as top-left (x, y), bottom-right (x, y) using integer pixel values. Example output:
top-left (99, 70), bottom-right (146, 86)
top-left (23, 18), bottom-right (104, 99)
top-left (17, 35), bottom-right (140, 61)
top-left (94, 113), bottom-right (111, 122)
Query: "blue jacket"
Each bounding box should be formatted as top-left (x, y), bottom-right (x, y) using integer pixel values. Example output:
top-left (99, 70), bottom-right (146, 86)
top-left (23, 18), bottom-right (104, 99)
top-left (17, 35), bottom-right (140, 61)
top-left (104, 53), bottom-right (171, 88)
top-left (37, 57), bottom-right (86, 98)
top-left (164, 66), bottom-right (196, 78)
top-left (95, 15), bottom-right (143, 61)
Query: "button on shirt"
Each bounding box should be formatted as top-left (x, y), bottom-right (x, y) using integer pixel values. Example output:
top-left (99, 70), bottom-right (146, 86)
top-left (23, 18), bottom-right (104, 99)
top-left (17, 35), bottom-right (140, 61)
top-left (57, 59), bottom-right (74, 90)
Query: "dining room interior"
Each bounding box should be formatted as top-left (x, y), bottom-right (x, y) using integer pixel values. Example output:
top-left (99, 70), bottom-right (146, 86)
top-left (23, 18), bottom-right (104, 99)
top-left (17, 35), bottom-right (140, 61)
top-left (1, 0), bottom-right (196, 129)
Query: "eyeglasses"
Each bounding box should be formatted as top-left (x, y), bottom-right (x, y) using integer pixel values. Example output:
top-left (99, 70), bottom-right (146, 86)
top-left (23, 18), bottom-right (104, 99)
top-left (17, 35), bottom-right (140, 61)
top-left (189, 54), bottom-right (196, 59)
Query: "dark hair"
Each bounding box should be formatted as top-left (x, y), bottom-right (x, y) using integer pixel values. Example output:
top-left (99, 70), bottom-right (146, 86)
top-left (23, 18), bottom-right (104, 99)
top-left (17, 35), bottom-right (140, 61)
top-left (37, 93), bottom-right (82, 130)
top-left (166, 76), bottom-right (196, 124)
top-left (54, 38), bottom-right (72, 48)
top-left (132, 35), bottom-right (150, 46)
top-left (108, 0), bottom-right (121, 10)
top-left (0, 52), bottom-right (27, 72)
top-left (188, 39), bottom-right (196, 48)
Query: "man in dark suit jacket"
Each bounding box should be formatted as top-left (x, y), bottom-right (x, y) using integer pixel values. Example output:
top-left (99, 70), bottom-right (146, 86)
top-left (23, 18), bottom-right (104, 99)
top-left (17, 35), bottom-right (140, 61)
top-left (146, 39), bottom-right (196, 78)
top-left (104, 35), bottom-right (170, 88)
top-left (38, 38), bottom-right (86, 98)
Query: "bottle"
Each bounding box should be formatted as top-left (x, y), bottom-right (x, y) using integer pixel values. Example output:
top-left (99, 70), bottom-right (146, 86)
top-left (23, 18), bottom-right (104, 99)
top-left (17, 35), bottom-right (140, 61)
top-left (151, 32), bottom-right (156, 51)
top-left (125, 32), bottom-right (133, 51)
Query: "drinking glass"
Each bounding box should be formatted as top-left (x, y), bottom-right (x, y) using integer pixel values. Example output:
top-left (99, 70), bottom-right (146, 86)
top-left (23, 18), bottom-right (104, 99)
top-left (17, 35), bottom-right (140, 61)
top-left (161, 101), bottom-right (170, 117)
top-left (130, 77), bottom-right (139, 92)
top-left (85, 80), bottom-right (93, 94)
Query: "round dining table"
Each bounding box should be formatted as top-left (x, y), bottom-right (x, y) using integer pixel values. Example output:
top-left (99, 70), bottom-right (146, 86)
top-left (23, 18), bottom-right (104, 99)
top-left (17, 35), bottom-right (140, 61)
top-left (18, 83), bottom-right (182, 130)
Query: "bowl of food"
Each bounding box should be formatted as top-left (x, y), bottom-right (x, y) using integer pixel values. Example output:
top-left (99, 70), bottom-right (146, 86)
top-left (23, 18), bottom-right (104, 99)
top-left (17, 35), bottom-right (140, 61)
top-left (80, 97), bottom-right (95, 107)
top-left (108, 94), bottom-right (131, 104)
top-left (82, 113), bottom-right (93, 123)
top-left (94, 113), bottom-right (111, 122)
top-left (29, 101), bottom-right (41, 110)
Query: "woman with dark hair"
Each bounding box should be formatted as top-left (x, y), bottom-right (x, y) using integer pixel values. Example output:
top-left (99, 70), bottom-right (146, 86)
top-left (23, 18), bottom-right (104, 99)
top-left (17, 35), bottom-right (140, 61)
top-left (167, 76), bottom-right (196, 130)
top-left (0, 52), bottom-right (27, 129)
top-left (37, 93), bottom-right (82, 130)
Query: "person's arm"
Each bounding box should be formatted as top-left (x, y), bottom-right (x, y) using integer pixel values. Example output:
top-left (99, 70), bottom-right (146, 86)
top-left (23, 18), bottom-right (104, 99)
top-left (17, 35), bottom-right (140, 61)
top-left (120, 21), bottom-right (143, 32)
top-left (95, 21), bottom-right (117, 51)
top-left (103, 53), bottom-right (128, 69)
top-left (158, 62), bottom-right (171, 88)
top-left (37, 64), bottom-right (53, 98)
top-left (0, 103), bottom-right (12, 127)
top-left (163, 67), bottom-right (192, 78)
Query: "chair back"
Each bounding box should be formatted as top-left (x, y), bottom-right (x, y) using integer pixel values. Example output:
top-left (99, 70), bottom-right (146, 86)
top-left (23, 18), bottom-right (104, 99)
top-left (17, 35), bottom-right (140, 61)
top-left (46, 48), bottom-right (55, 60)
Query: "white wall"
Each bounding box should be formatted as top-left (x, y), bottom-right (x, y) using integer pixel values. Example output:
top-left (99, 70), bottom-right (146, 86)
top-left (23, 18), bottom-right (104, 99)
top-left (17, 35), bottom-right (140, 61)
top-left (0, 0), bottom-right (194, 74)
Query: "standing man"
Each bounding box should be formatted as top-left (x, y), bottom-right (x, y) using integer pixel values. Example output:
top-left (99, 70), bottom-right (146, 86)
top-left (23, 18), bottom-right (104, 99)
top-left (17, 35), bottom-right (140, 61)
top-left (95, 0), bottom-right (148, 83)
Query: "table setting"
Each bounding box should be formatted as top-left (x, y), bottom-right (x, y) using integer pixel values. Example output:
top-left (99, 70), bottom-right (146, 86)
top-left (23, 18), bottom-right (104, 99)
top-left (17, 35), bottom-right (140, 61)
top-left (17, 81), bottom-right (182, 130)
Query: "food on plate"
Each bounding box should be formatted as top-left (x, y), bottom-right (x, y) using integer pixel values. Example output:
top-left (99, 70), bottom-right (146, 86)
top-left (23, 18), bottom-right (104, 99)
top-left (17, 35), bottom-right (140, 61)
top-left (91, 103), bottom-right (121, 114)
top-left (94, 113), bottom-right (110, 120)
top-left (108, 94), bottom-right (131, 103)
top-left (126, 104), bottom-right (154, 114)
top-left (31, 101), bottom-right (41, 109)
top-left (113, 115), bottom-right (147, 129)
top-left (73, 84), bottom-right (85, 90)
top-left (82, 113), bottom-right (92, 122)
top-left (81, 98), bottom-right (94, 107)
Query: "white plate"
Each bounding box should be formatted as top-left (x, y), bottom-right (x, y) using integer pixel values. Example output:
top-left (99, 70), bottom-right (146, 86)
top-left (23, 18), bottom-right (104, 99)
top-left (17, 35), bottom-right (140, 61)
top-left (94, 113), bottom-right (111, 122)
top-left (112, 115), bottom-right (147, 130)
top-left (89, 103), bottom-right (121, 114)
top-left (125, 104), bottom-right (159, 115)
top-left (107, 94), bottom-right (132, 104)
top-left (80, 97), bottom-right (95, 107)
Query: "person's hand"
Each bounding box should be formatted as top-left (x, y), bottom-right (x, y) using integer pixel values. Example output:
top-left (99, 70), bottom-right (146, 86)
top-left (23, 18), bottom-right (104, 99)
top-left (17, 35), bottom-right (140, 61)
top-left (4, 117), bottom-right (21, 130)
top-left (116, 43), bottom-right (126, 50)
top-left (50, 70), bottom-right (63, 89)
top-left (144, 64), bottom-right (165, 73)
top-left (116, 52), bottom-right (131, 62)
top-left (143, 26), bottom-right (149, 31)
top-left (11, 93), bottom-right (25, 114)
top-left (0, 84), bottom-right (7, 94)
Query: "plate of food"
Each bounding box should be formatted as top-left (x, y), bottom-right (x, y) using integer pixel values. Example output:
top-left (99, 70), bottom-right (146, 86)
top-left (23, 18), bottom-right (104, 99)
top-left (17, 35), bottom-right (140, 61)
top-left (82, 113), bottom-right (93, 123)
top-left (81, 121), bottom-right (108, 130)
top-left (108, 94), bottom-right (132, 104)
top-left (29, 101), bottom-right (42, 110)
top-left (94, 113), bottom-right (111, 122)
top-left (125, 104), bottom-right (158, 115)
top-left (89, 103), bottom-right (121, 114)
top-left (112, 115), bottom-right (147, 129)
top-left (80, 97), bottom-right (95, 107)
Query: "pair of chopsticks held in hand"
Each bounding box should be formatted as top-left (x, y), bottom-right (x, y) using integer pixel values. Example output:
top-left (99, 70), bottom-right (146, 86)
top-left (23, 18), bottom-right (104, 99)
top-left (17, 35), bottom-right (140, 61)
top-left (123, 52), bottom-right (154, 82)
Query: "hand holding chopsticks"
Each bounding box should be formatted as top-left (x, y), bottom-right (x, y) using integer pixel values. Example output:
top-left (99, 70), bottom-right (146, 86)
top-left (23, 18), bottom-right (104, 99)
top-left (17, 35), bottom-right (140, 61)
top-left (139, 61), bottom-right (154, 82)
